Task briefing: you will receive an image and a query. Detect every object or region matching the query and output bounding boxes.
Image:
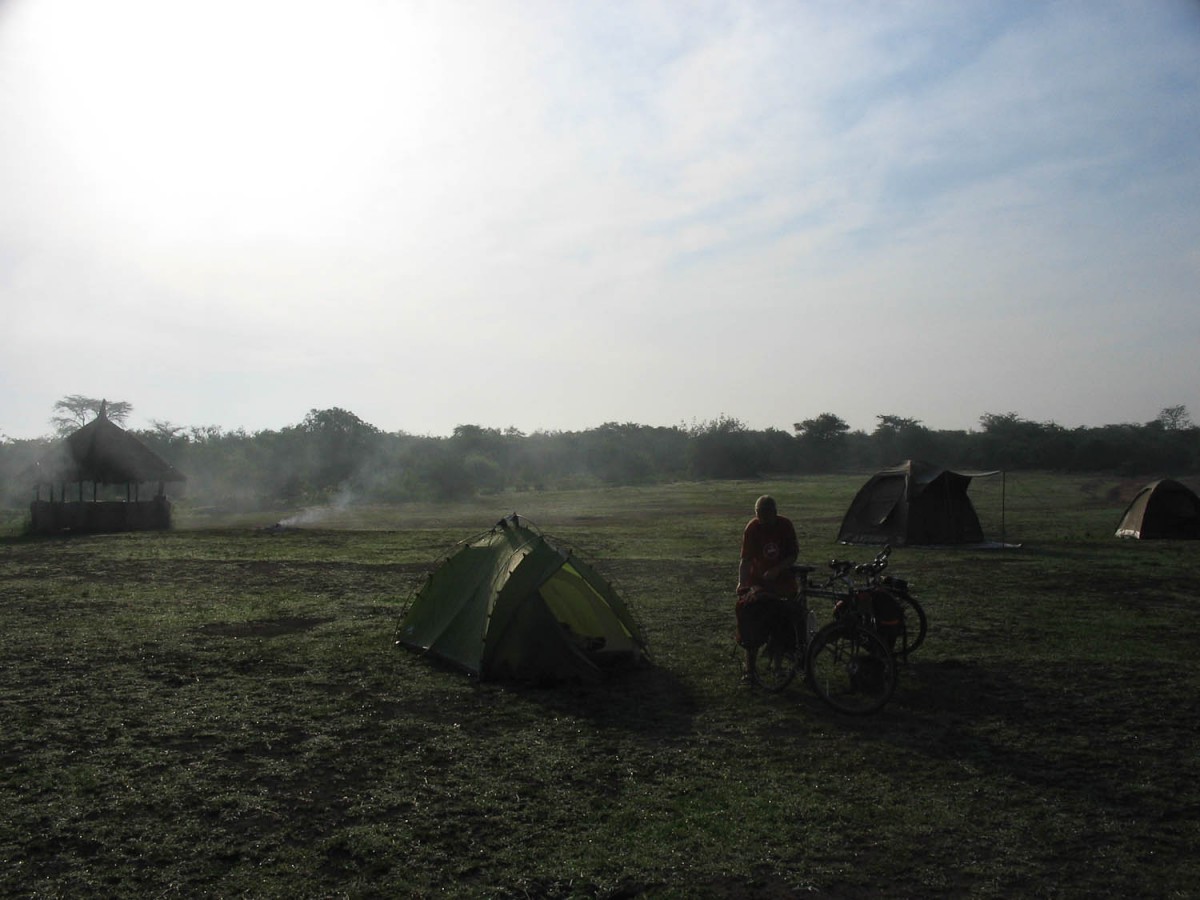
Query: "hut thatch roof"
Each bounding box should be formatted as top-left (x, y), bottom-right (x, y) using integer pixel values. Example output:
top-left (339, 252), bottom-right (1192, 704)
top-left (31, 406), bottom-right (185, 485)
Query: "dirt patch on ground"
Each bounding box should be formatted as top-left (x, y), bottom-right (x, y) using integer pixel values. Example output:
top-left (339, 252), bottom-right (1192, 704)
top-left (198, 616), bottom-right (333, 639)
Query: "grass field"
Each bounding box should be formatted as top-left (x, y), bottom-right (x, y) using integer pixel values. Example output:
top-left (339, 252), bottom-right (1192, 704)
top-left (2, 474), bottom-right (1199, 897)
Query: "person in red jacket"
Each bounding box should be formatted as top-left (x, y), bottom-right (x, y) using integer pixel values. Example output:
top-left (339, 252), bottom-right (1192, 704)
top-left (735, 495), bottom-right (799, 677)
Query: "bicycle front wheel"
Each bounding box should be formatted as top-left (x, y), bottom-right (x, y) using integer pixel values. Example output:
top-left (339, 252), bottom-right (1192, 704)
top-left (806, 621), bottom-right (896, 715)
top-left (891, 589), bottom-right (927, 659)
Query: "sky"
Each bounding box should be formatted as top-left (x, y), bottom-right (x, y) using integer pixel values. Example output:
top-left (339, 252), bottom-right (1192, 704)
top-left (1, 0), bottom-right (1198, 440)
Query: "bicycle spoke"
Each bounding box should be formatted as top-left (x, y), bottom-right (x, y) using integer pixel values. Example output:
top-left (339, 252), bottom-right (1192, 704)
top-left (749, 618), bottom-right (802, 692)
top-left (805, 622), bottom-right (896, 714)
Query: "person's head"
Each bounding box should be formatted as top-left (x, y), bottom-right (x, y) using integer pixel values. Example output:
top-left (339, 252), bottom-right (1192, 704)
top-left (755, 495), bottom-right (778, 524)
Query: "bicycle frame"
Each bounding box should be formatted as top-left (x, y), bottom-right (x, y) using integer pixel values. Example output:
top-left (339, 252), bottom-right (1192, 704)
top-left (747, 546), bottom-right (923, 712)
top-left (794, 545), bottom-right (925, 661)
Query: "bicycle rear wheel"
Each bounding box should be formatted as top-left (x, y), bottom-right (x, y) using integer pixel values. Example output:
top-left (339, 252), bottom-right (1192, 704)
top-left (749, 615), bottom-right (803, 693)
top-left (806, 621), bottom-right (896, 715)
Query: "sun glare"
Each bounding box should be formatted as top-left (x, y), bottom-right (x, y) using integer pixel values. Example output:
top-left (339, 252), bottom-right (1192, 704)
top-left (17, 0), bottom-right (434, 244)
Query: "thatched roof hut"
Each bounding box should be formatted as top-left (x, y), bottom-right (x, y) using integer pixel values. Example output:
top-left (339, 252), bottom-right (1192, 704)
top-left (32, 404), bottom-right (186, 486)
top-left (29, 403), bottom-right (186, 533)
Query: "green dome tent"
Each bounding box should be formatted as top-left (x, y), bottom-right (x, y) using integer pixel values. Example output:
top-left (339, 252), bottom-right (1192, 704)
top-left (1115, 479), bottom-right (1200, 540)
top-left (397, 515), bottom-right (648, 682)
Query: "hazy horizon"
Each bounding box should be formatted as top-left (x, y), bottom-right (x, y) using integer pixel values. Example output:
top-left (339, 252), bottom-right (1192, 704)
top-left (3, 1), bottom-right (1198, 441)
top-left (6, 398), bottom-right (1193, 442)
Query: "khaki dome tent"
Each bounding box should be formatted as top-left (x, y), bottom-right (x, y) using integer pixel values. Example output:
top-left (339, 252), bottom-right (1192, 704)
top-left (397, 515), bottom-right (648, 682)
top-left (838, 459), bottom-right (998, 546)
top-left (1115, 479), bottom-right (1200, 540)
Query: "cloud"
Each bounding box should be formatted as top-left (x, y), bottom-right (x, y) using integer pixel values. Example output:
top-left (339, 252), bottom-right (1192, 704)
top-left (0, 0), bottom-right (1197, 439)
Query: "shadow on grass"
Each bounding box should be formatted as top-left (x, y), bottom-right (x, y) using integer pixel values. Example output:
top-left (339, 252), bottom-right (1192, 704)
top-left (395, 651), bottom-right (701, 741)
top-left (523, 664), bottom-right (700, 735)
top-left (854, 656), bottom-right (1200, 834)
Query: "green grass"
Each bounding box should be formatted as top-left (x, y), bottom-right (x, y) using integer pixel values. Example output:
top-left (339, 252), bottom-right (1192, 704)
top-left (2, 474), bottom-right (1199, 897)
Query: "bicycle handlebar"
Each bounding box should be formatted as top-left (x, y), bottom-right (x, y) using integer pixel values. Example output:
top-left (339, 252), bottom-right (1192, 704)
top-left (790, 544), bottom-right (894, 584)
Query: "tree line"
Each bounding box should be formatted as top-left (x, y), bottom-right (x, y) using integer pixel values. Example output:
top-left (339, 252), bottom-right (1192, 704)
top-left (1, 397), bottom-right (1196, 512)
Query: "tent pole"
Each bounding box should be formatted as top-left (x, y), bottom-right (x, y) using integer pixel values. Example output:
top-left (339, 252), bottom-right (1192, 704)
top-left (1002, 471), bottom-right (1007, 547)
